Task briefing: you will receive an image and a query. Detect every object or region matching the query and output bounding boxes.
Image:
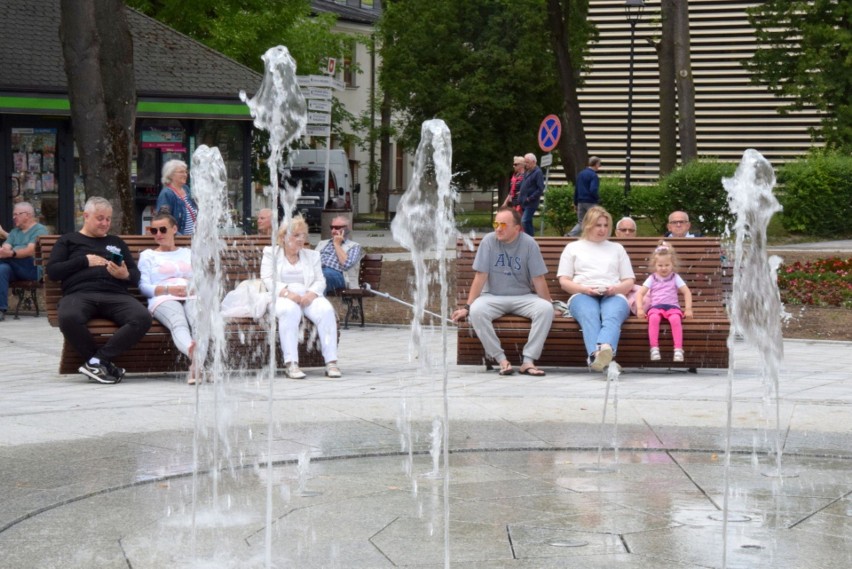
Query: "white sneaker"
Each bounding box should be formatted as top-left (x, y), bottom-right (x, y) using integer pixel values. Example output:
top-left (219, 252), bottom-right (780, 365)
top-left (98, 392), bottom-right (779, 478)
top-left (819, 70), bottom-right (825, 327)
top-left (650, 347), bottom-right (661, 361)
top-left (285, 362), bottom-right (306, 380)
top-left (325, 362), bottom-right (342, 378)
top-left (590, 345), bottom-right (613, 372)
top-left (673, 349), bottom-right (685, 363)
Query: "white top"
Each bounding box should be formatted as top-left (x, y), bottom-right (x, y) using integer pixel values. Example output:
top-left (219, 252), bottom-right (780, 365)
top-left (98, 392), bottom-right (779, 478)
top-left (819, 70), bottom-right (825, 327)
top-left (557, 239), bottom-right (635, 289)
top-left (260, 246), bottom-right (326, 298)
top-left (138, 247), bottom-right (194, 312)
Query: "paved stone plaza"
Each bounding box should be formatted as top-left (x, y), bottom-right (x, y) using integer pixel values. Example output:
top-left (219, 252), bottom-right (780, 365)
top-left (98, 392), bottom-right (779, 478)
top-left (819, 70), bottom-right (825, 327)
top-left (0, 313), bottom-right (850, 568)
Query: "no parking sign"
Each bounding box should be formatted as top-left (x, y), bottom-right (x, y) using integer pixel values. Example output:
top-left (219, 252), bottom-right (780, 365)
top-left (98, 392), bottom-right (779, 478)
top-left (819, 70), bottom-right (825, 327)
top-left (538, 114), bottom-right (561, 153)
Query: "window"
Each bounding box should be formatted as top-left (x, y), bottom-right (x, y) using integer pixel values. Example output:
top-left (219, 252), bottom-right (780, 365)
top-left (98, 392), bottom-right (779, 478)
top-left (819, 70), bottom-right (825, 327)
top-left (343, 39), bottom-right (357, 88)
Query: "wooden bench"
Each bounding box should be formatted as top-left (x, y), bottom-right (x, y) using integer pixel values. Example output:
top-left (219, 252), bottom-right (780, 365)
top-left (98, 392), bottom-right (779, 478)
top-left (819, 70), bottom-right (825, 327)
top-left (38, 234), bottom-right (331, 375)
top-left (455, 237), bottom-right (731, 370)
top-left (335, 253), bottom-right (383, 329)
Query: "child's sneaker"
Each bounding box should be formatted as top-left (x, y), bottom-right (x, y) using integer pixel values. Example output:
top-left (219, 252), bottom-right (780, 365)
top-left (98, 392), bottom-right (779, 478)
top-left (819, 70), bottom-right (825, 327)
top-left (649, 347), bottom-right (661, 361)
top-left (673, 348), bottom-right (684, 362)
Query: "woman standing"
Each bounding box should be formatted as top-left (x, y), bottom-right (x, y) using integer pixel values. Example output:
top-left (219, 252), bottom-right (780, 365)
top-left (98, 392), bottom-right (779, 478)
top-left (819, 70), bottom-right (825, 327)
top-left (501, 156), bottom-right (526, 212)
top-left (138, 213), bottom-right (197, 383)
top-left (156, 160), bottom-right (198, 235)
top-left (557, 206), bottom-right (635, 372)
top-left (261, 216), bottom-right (341, 380)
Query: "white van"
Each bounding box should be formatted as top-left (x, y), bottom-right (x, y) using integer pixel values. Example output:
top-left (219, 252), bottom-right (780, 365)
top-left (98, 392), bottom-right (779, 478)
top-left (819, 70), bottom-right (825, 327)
top-left (283, 149), bottom-right (351, 228)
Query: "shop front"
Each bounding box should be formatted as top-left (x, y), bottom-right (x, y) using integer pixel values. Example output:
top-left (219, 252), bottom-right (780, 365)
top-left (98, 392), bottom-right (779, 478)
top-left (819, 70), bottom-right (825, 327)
top-left (0, 98), bottom-right (253, 235)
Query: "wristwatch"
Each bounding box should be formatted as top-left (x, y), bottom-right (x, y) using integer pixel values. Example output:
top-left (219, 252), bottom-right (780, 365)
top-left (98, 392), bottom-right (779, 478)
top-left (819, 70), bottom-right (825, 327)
top-left (462, 303), bottom-right (470, 311)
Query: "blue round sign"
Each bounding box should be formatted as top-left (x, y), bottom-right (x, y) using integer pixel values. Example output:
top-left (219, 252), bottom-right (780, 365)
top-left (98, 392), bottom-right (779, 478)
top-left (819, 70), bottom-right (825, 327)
top-left (538, 114), bottom-right (561, 153)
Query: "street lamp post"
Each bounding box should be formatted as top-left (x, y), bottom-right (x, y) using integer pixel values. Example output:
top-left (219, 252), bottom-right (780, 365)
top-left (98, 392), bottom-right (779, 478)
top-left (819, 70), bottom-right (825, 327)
top-left (623, 0), bottom-right (645, 215)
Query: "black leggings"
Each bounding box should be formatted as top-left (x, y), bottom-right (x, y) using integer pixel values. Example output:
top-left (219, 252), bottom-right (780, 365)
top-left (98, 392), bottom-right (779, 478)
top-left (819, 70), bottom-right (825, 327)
top-left (58, 292), bottom-right (152, 363)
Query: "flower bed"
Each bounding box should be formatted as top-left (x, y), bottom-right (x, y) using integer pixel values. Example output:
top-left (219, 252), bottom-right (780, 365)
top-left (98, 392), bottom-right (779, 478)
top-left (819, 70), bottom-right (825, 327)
top-left (777, 257), bottom-right (852, 308)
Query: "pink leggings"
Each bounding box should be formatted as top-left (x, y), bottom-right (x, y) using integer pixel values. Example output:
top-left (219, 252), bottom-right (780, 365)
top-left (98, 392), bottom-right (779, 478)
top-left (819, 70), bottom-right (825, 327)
top-left (647, 307), bottom-right (684, 349)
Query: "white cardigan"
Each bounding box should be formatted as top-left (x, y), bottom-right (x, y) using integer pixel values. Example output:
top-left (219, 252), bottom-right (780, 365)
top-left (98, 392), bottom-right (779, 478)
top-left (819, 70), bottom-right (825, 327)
top-left (260, 245), bottom-right (327, 298)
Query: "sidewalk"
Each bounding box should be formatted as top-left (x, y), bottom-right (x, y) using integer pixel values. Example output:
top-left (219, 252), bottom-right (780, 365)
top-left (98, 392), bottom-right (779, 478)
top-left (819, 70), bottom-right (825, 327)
top-left (1, 314), bottom-right (850, 568)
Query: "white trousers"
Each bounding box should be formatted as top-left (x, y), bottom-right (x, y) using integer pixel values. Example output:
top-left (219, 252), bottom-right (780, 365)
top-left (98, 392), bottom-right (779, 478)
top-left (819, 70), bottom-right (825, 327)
top-left (153, 299), bottom-right (196, 357)
top-left (275, 296), bottom-right (338, 365)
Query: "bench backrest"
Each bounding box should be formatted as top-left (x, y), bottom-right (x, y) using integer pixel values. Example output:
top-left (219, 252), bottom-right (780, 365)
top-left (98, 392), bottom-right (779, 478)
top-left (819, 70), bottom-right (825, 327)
top-left (37, 234), bottom-right (276, 326)
top-left (358, 254), bottom-right (383, 292)
top-left (456, 236), bottom-right (730, 314)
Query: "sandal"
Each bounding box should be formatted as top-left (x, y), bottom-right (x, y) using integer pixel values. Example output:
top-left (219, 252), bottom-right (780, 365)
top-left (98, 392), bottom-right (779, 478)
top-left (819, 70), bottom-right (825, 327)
top-left (519, 366), bottom-right (546, 376)
top-left (498, 361), bottom-right (514, 376)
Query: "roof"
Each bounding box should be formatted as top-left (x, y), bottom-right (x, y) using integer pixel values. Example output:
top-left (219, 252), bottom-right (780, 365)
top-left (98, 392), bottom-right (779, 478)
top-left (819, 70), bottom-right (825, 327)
top-left (0, 0), bottom-right (261, 100)
top-left (311, 0), bottom-right (380, 26)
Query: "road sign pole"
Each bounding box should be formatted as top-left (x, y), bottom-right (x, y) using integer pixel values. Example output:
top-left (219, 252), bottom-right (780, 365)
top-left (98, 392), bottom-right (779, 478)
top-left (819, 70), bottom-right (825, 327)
top-left (540, 166), bottom-right (551, 234)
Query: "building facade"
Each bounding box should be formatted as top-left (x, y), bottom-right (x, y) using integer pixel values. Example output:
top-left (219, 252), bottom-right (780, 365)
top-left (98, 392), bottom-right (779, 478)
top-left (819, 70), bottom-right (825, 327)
top-left (0, 0), bottom-right (261, 234)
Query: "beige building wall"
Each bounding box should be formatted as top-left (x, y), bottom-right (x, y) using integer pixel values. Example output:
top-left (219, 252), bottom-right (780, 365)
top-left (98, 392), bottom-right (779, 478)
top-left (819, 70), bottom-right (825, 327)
top-left (572, 0), bottom-right (823, 184)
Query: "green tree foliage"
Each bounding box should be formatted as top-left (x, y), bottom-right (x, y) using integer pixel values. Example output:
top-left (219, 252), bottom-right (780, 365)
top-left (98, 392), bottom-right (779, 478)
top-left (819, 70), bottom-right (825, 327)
top-left (778, 150), bottom-right (852, 237)
top-left (379, 0), bottom-right (564, 190)
top-left (127, 0), bottom-right (346, 75)
top-left (746, 0), bottom-right (852, 149)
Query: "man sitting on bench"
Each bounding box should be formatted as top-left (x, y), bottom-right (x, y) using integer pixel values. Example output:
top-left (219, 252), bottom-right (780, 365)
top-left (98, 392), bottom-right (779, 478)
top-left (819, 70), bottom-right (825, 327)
top-left (47, 197), bottom-right (152, 384)
top-left (0, 202), bottom-right (48, 321)
top-left (451, 207), bottom-right (554, 376)
top-left (315, 215), bottom-right (361, 295)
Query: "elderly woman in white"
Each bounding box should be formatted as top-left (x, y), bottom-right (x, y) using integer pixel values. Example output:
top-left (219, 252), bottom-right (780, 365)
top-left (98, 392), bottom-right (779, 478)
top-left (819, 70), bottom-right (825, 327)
top-left (261, 216), bottom-right (341, 380)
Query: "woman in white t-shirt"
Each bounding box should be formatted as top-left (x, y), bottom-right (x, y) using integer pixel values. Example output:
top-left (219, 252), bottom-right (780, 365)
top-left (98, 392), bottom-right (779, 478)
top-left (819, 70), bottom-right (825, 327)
top-left (557, 206), bottom-right (635, 372)
top-left (138, 213), bottom-right (197, 383)
top-left (261, 216), bottom-right (341, 380)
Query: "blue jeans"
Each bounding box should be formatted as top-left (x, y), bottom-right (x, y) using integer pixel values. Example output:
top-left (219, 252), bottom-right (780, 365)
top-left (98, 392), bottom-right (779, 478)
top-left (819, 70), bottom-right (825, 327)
top-left (322, 266), bottom-right (346, 295)
top-left (569, 293), bottom-right (630, 356)
top-left (0, 258), bottom-right (39, 311)
top-left (521, 204), bottom-right (538, 237)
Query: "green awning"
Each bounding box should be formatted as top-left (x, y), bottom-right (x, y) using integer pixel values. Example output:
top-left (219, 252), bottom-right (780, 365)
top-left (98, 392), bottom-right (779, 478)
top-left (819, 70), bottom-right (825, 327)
top-left (1, 95), bottom-right (251, 119)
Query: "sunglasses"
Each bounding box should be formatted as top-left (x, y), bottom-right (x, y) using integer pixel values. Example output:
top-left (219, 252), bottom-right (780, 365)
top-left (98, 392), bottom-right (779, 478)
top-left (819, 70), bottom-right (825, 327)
top-left (148, 226), bottom-right (170, 234)
top-left (330, 225), bottom-right (347, 230)
top-left (492, 221), bottom-right (509, 229)
top-left (617, 228), bottom-right (636, 233)
top-left (669, 220), bottom-right (688, 225)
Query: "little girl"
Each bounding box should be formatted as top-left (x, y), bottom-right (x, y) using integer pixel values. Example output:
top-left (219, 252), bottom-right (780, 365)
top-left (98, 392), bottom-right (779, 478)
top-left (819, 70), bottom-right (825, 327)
top-left (635, 241), bottom-right (693, 362)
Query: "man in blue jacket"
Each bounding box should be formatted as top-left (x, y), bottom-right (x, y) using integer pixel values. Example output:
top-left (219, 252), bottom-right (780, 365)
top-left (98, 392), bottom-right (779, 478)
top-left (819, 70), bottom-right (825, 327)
top-left (518, 153), bottom-right (545, 237)
top-left (568, 156), bottom-right (601, 237)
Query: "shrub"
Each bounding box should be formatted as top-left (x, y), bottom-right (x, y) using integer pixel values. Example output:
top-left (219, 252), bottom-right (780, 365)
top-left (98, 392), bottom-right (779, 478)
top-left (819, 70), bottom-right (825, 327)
top-left (777, 257), bottom-right (852, 308)
top-left (777, 151), bottom-right (852, 238)
top-left (627, 183), bottom-right (668, 233)
top-left (659, 159), bottom-right (737, 236)
top-left (542, 184), bottom-right (575, 235)
top-left (599, 177), bottom-right (629, 220)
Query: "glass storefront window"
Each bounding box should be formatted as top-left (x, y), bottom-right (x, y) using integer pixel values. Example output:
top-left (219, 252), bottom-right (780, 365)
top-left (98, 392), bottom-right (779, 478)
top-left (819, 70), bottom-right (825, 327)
top-left (196, 120), bottom-right (245, 231)
top-left (9, 127), bottom-right (60, 233)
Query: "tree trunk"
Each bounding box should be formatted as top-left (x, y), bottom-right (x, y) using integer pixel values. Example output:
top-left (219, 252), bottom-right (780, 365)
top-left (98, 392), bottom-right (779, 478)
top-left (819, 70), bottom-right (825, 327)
top-left (673, 0), bottom-right (697, 162)
top-left (60, 0), bottom-right (136, 232)
top-left (655, 0), bottom-right (678, 176)
top-left (545, 0), bottom-right (589, 181)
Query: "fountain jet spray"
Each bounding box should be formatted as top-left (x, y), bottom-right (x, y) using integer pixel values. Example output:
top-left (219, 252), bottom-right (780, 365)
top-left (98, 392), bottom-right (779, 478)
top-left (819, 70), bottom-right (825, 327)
top-left (240, 45), bottom-right (307, 569)
top-left (720, 148), bottom-right (786, 569)
top-left (391, 119), bottom-right (457, 569)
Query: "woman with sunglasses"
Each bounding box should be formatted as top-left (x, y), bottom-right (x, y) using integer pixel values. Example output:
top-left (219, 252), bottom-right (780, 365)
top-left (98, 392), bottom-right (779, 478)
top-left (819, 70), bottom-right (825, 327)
top-left (501, 156), bottom-right (526, 213)
top-left (139, 213), bottom-right (198, 383)
top-left (261, 216), bottom-right (341, 380)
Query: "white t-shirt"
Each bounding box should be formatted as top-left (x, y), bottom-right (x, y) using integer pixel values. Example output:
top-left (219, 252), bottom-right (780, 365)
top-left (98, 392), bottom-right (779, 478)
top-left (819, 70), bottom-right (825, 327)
top-left (556, 239), bottom-right (634, 289)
